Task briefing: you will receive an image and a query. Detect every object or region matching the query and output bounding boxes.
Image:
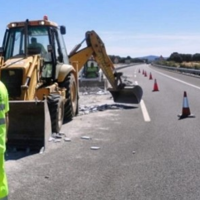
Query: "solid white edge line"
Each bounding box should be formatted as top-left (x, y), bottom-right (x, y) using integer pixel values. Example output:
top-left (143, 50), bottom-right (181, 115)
top-left (140, 100), bottom-right (151, 122)
top-left (153, 69), bottom-right (200, 90)
top-left (134, 81), bottom-right (151, 122)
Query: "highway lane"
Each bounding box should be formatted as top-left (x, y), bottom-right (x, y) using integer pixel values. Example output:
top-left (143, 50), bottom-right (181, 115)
top-left (6, 63), bottom-right (200, 200)
top-left (116, 63), bottom-right (200, 199)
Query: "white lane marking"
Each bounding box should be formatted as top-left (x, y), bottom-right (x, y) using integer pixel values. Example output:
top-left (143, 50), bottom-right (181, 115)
top-left (134, 70), bottom-right (137, 78)
top-left (140, 100), bottom-right (151, 122)
top-left (134, 81), bottom-right (151, 122)
top-left (153, 69), bottom-right (200, 90)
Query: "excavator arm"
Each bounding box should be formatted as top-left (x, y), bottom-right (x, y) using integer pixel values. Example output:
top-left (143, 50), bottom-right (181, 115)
top-left (69, 30), bottom-right (143, 104)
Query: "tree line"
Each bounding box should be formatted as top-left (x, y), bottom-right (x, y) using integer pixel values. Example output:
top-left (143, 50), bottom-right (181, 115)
top-left (109, 55), bottom-right (145, 63)
top-left (168, 52), bottom-right (200, 63)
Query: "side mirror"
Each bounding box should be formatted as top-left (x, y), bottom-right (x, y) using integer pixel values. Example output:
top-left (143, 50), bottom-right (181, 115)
top-left (47, 45), bottom-right (53, 53)
top-left (60, 26), bottom-right (66, 35)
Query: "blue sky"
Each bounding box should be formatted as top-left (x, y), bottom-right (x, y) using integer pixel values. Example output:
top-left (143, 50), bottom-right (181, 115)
top-left (1, 0), bottom-right (200, 58)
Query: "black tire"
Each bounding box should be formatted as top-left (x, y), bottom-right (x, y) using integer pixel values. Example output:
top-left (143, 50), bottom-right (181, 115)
top-left (75, 94), bottom-right (79, 115)
top-left (60, 73), bottom-right (78, 122)
top-left (47, 94), bottom-right (64, 133)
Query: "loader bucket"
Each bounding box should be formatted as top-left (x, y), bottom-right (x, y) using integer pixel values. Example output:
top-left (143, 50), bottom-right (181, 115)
top-left (108, 85), bottom-right (143, 104)
top-left (7, 99), bottom-right (51, 152)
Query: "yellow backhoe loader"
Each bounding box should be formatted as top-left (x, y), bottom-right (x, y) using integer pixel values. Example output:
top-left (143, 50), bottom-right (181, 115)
top-left (0, 16), bottom-right (142, 152)
top-left (0, 16), bottom-right (79, 151)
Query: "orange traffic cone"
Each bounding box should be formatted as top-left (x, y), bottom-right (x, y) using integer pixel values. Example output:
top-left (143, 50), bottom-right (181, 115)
top-left (152, 79), bottom-right (159, 91)
top-left (178, 91), bottom-right (195, 119)
top-left (144, 71), bottom-right (147, 77)
top-left (138, 69), bottom-right (140, 73)
top-left (149, 73), bottom-right (153, 80)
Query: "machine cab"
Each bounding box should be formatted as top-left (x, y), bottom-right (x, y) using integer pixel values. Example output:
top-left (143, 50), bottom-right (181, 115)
top-left (1, 16), bottom-right (69, 80)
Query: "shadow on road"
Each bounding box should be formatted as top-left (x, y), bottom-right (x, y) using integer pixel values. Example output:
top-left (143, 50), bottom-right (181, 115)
top-left (97, 103), bottom-right (138, 111)
top-left (5, 148), bottom-right (42, 161)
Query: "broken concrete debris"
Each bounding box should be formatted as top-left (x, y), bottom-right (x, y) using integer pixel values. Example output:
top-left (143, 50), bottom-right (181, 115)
top-left (78, 87), bottom-right (135, 115)
top-left (81, 136), bottom-right (91, 140)
top-left (48, 132), bottom-right (67, 143)
top-left (79, 104), bottom-right (132, 115)
top-left (90, 146), bottom-right (100, 150)
top-left (64, 137), bottom-right (71, 142)
top-left (79, 86), bottom-right (109, 95)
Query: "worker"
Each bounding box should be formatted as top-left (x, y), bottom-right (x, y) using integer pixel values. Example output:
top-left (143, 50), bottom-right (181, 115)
top-left (29, 37), bottom-right (47, 54)
top-left (0, 81), bottom-right (9, 200)
top-left (85, 62), bottom-right (99, 78)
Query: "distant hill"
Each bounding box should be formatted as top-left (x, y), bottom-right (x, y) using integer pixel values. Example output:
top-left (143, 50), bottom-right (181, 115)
top-left (138, 55), bottom-right (160, 62)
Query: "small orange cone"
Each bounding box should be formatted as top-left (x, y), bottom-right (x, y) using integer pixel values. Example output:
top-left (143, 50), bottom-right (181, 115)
top-left (178, 91), bottom-right (195, 119)
top-left (152, 79), bottom-right (159, 91)
top-left (144, 71), bottom-right (147, 77)
top-left (138, 69), bottom-right (140, 73)
top-left (149, 73), bottom-right (153, 80)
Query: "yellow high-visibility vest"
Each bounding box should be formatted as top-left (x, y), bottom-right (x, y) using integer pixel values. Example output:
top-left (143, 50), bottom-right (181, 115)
top-left (0, 81), bottom-right (9, 198)
top-left (0, 81), bottom-right (9, 154)
top-left (0, 154), bottom-right (8, 198)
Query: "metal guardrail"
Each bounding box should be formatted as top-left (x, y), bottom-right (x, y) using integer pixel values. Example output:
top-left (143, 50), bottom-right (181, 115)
top-left (151, 63), bottom-right (200, 76)
top-left (115, 63), bottom-right (143, 70)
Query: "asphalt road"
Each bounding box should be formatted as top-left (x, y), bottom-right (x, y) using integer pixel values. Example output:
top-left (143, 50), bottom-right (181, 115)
top-left (5, 63), bottom-right (200, 200)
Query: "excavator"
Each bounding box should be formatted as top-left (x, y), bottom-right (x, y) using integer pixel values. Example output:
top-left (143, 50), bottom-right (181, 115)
top-left (69, 31), bottom-right (143, 103)
top-left (0, 16), bottom-right (143, 152)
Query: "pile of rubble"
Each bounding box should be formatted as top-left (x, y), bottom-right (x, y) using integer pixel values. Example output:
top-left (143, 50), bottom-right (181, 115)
top-left (78, 86), bottom-right (134, 115)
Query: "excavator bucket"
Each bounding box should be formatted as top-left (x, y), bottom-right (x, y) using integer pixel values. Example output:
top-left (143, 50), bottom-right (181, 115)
top-left (108, 85), bottom-right (143, 104)
top-left (7, 99), bottom-right (51, 152)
